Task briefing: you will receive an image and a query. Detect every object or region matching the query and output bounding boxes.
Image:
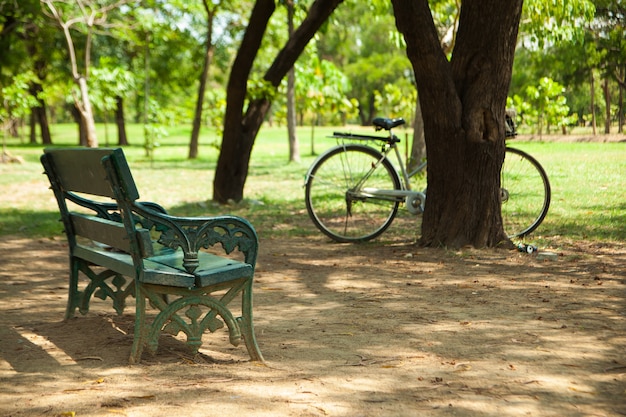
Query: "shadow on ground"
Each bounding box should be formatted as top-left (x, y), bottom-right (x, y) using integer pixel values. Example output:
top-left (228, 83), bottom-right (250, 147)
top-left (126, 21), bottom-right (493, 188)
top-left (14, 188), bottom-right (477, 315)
top-left (1, 235), bottom-right (625, 417)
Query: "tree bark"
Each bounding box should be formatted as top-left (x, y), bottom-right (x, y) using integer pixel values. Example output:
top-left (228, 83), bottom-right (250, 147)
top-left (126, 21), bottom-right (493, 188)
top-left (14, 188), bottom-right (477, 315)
top-left (591, 72), bottom-right (597, 135)
top-left (30, 112), bottom-right (37, 144)
top-left (619, 67), bottom-right (624, 133)
top-left (409, 98), bottom-right (426, 170)
top-left (603, 77), bottom-right (611, 134)
top-left (190, 1), bottom-right (216, 159)
top-left (213, 0), bottom-right (343, 203)
top-left (116, 96), bottom-right (128, 146)
top-left (286, 0), bottom-right (300, 163)
top-left (27, 42), bottom-right (52, 145)
top-left (391, 0), bottom-right (522, 248)
top-left (213, 0), bottom-right (276, 203)
top-left (76, 76), bottom-right (98, 147)
top-left (71, 104), bottom-right (88, 147)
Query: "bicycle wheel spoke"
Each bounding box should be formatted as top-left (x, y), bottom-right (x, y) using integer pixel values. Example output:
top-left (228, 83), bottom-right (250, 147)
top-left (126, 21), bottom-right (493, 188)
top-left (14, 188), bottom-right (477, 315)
top-left (305, 144), bottom-right (401, 242)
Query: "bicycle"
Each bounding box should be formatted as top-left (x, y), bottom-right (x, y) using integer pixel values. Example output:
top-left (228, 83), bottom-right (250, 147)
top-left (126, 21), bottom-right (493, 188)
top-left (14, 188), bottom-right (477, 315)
top-left (304, 116), bottom-right (551, 243)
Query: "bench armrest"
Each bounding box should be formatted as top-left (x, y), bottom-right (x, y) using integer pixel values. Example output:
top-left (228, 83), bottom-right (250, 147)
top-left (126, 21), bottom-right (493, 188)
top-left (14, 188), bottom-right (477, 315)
top-left (132, 202), bottom-right (258, 274)
top-left (65, 191), bottom-right (168, 222)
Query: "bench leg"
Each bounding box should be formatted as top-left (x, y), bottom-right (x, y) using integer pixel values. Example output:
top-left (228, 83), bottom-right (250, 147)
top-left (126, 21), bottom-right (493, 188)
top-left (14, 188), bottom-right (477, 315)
top-left (64, 257), bottom-right (81, 320)
top-left (128, 279), bottom-right (264, 364)
top-left (239, 279), bottom-right (265, 362)
top-left (129, 287), bottom-right (147, 365)
top-left (65, 259), bottom-right (134, 320)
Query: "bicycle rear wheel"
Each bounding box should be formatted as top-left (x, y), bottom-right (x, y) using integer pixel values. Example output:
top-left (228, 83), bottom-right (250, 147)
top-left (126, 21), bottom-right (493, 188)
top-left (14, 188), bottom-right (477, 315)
top-left (501, 147), bottom-right (551, 238)
top-left (305, 144), bottom-right (402, 242)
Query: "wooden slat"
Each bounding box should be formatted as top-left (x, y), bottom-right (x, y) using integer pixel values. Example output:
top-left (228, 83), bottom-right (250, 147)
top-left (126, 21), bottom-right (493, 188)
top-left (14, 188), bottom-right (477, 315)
top-left (70, 213), bottom-right (153, 257)
top-left (43, 148), bottom-right (117, 197)
top-left (148, 251), bottom-right (254, 286)
top-left (73, 244), bottom-right (196, 288)
top-left (71, 213), bottom-right (131, 251)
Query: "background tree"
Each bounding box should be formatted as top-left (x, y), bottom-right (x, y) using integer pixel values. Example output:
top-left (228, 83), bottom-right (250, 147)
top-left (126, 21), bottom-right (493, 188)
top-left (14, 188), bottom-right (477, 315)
top-left (189, 0), bottom-right (217, 159)
top-left (89, 63), bottom-right (135, 145)
top-left (391, 0), bottom-right (524, 248)
top-left (1, 0), bottom-right (56, 144)
top-left (293, 55), bottom-right (355, 155)
top-left (510, 77), bottom-right (577, 137)
top-left (317, 1), bottom-right (412, 126)
top-left (509, 0), bottom-right (611, 136)
top-left (590, 0), bottom-right (625, 133)
top-left (213, 0), bottom-right (343, 203)
top-left (41, 0), bottom-right (132, 147)
top-left (1, 71), bottom-right (40, 160)
top-left (391, 0), bottom-right (595, 248)
top-left (284, 0), bottom-right (300, 163)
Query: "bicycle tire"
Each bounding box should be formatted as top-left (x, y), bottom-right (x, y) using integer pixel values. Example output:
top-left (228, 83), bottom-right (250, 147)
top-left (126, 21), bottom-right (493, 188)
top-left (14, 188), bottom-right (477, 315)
top-left (305, 144), bottom-right (402, 243)
top-left (501, 147), bottom-right (551, 238)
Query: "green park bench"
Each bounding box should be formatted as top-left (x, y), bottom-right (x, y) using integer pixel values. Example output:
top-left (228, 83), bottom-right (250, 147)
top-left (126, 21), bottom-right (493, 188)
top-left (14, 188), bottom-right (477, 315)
top-left (41, 147), bottom-right (264, 364)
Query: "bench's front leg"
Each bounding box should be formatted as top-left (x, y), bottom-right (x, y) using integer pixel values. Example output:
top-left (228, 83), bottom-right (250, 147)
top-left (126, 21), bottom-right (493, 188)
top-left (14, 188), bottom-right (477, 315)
top-left (129, 285), bottom-right (147, 365)
top-left (238, 277), bottom-right (265, 362)
top-left (130, 281), bottom-right (261, 364)
top-left (64, 257), bottom-right (82, 320)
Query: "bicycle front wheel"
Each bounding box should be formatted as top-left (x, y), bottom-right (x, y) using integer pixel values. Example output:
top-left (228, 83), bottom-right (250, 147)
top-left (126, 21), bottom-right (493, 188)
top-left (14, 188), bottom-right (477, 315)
top-left (501, 147), bottom-right (551, 238)
top-left (305, 144), bottom-right (402, 242)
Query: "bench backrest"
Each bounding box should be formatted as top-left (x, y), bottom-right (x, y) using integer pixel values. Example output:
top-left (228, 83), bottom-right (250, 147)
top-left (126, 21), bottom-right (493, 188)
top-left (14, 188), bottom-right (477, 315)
top-left (41, 148), bottom-right (152, 258)
top-left (43, 147), bottom-right (259, 277)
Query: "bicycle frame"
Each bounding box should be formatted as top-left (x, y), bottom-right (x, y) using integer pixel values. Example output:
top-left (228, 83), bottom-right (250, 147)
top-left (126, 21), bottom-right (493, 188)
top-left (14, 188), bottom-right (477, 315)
top-left (331, 131), bottom-right (427, 212)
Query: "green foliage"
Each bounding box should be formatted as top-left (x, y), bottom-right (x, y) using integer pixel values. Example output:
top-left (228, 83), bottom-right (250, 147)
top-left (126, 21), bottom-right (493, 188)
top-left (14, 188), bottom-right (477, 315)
top-left (510, 77), bottom-right (577, 135)
top-left (374, 83), bottom-right (416, 120)
top-left (1, 71), bottom-right (41, 124)
top-left (89, 64), bottom-right (136, 114)
top-left (203, 87), bottom-right (227, 147)
top-left (247, 78), bottom-right (279, 102)
top-left (292, 55), bottom-right (357, 125)
top-left (143, 98), bottom-right (168, 158)
top-left (510, 0), bottom-right (626, 134)
top-left (1, 0), bottom-right (621, 148)
top-left (521, 0), bottom-right (596, 47)
top-left (315, 1), bottom-right (411, 123)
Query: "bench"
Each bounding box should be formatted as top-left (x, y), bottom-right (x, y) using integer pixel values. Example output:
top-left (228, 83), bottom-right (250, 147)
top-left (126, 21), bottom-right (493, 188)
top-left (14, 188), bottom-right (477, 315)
top-left (41, 147), bottom-right (264, 364)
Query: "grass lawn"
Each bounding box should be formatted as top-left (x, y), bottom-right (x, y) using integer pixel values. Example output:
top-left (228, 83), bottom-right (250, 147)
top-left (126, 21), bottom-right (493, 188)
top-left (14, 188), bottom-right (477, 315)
top-left (1, 123), bottom-right (624, 249)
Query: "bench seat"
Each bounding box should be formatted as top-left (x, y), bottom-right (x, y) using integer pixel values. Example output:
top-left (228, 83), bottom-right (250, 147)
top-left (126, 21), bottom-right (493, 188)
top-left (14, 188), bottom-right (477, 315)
top-left (74, 243), bottom-right (254, 288)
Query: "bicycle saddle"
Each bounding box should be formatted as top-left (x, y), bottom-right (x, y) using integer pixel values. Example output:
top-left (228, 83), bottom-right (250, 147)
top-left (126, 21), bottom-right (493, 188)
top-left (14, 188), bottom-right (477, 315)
top-left (373, 117), bottom-right (406, 131)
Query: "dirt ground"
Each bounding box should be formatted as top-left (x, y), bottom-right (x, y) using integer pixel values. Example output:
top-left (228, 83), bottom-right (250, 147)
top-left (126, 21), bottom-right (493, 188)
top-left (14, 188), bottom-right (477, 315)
top-left (0, 232), bottom-right (625, 417)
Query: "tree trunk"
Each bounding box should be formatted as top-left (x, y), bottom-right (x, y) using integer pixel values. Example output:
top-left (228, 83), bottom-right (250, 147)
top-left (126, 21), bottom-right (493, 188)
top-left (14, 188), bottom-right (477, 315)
top-left (30, 112), bottom-right (37, 144)
top-left (116, 96), bottom-right (128, 146)
top-left (213, 0), bottom-right (275, 203)
top-left (71, 104), bottom-right (88, 147)
top-left (190, 2), bottom-right (216, 160)
top-left (619, 67), bottom-right (624, 134)
top-left (29, 81), bottom-right (40, 144)
top-left (287, 67), bottom-right (300, 162)
top-left (25, 28), bottom-right (52, 145)
top-left (590, 72), bottom-right (597, 135)
top-left (286, 0), bottom-right (300, 163)
top-left (214, 0), bottom-right (343, 203)
top-left (408, 97), bottom-right (426, 170)
top-left (37, 103), bottom-right (52, 145)
top-left (76, 76), bottom-right (98, 148)
top-left (27, 82), bottom-right (52, 145)
top-left (603, 76), bottom-right (611, 134)
top-left (392, 0), bottom-right (522, 248)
